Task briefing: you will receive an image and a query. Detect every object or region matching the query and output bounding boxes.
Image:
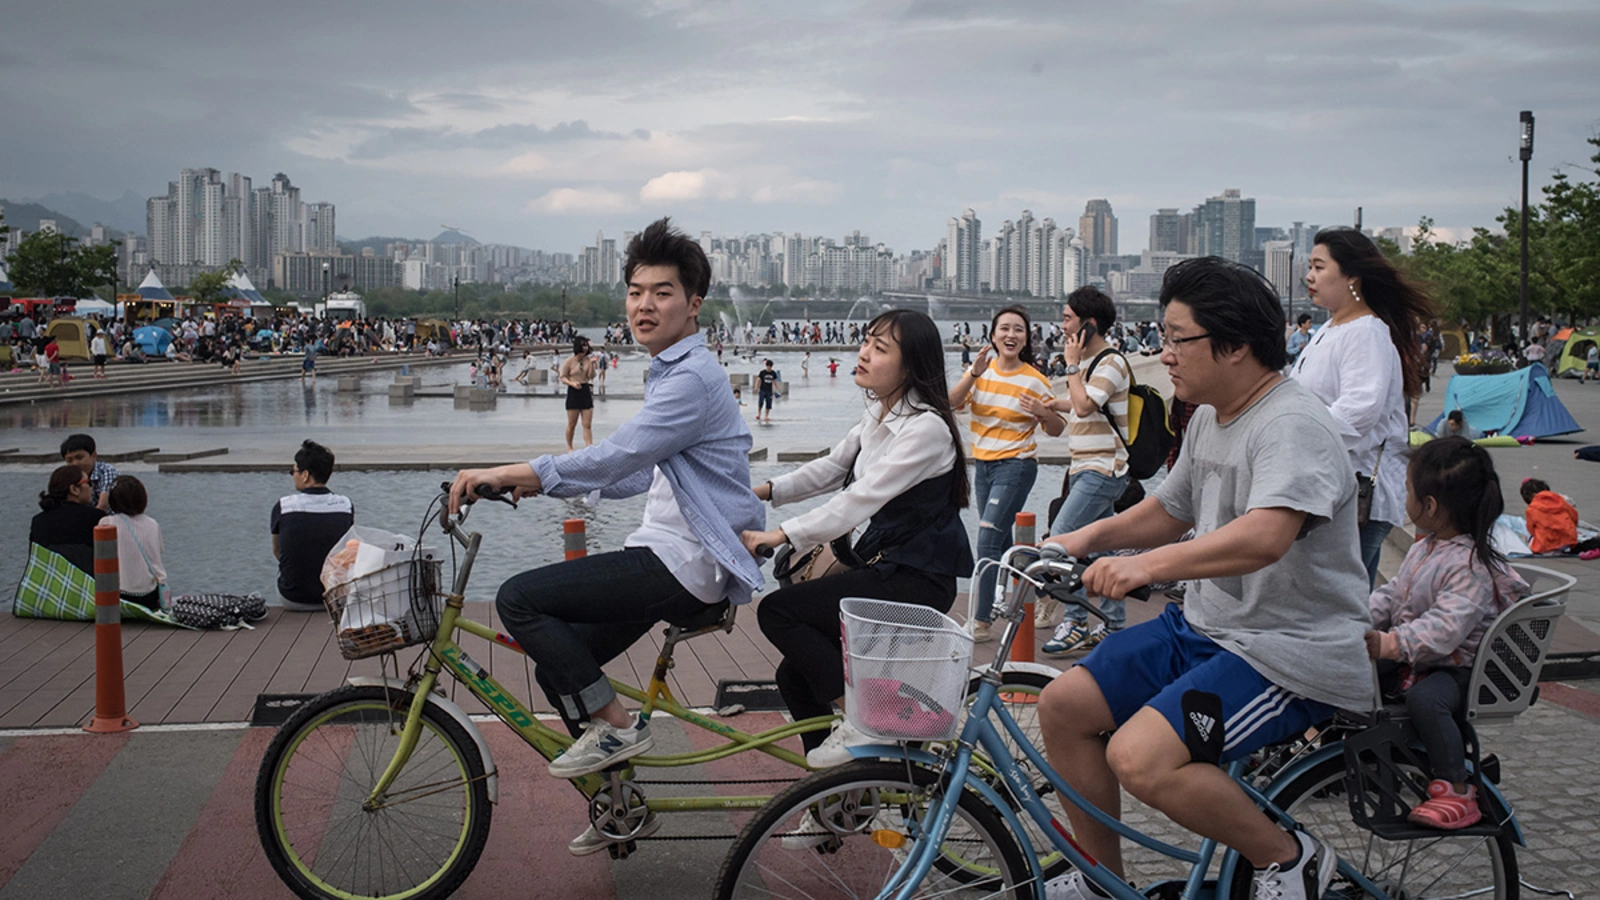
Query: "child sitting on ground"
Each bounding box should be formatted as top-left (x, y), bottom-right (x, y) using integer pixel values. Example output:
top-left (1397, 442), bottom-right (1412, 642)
top-left (1367, 436), bottom-right (1529, 830)
top-left (1520, 478), bottom-right (1578, 554)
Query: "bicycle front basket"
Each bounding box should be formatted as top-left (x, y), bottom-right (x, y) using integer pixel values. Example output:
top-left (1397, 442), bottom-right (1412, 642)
top-left (840, 597), bottom-right (974, 741)
top-left (324, 555), bottom-right (443, 660)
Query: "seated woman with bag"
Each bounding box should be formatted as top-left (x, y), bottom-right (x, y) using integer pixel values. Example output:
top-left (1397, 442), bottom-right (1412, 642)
top-left (108, 475), bottom-right (168, 611)
top-left (29, 465), bottom-right (107, 574)
top-left (741, 309), bottom-right (973, 767)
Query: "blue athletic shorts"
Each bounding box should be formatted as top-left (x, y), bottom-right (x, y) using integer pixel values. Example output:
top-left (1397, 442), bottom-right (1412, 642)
top-left (1080, 603), bottom-right (1334, 763)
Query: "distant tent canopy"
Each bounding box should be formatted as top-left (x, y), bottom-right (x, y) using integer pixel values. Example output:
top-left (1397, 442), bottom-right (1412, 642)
top-left (224, 271), bottom-right (269, 306)
top-left (44, 318), bottom-right (91, 361)
top-left (1427, 362), bottom-right (1583, 440)
top-left (134, 270), bottom-right (176, 302)
top-left (1553, 327), bottom-right (1600, 379)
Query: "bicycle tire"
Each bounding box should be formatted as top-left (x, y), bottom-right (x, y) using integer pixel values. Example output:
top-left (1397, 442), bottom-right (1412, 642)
top-left (255, 685), bottom-right (493, 900)
top-left (714, 758), bottom-right (1035, 900)
top-left (1226, 754), bottom-right (1518, 899)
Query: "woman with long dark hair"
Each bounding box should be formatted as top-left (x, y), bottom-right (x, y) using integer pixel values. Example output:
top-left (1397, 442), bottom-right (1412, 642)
top-left (949, 304), bottom-right (1063, 641)
top-left (1293, 227), bottom-right (1436, 586)
top-left (743, 309), bottom-right (973, 767)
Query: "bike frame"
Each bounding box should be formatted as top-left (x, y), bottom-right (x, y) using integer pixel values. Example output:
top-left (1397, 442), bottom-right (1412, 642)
top-left (359, 497), bottom-right (833, 815)
top-left (878, 549), bottom-right (1401, 900)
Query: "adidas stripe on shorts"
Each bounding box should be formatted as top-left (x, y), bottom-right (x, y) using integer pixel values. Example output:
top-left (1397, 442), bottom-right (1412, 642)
top-left (1080, 603), bottom-right (1333, 764)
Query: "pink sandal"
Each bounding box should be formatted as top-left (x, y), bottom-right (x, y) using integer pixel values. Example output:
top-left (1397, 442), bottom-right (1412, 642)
top-left (1407, 780), bottom-right (1482, 830)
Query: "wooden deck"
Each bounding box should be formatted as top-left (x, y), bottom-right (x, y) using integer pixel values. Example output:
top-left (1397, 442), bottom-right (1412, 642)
top-left (0, 601), bottom-right (795, 730)
top-left (6, 585), bottom-right (1596, 731)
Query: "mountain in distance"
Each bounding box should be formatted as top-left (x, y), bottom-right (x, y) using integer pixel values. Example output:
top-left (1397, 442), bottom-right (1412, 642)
top-left (0, 199), bottom-right (92, 238)
top-left (432, 229), bottom-right (479, 245)
top-left (30, 190), bottom-right (147, 235)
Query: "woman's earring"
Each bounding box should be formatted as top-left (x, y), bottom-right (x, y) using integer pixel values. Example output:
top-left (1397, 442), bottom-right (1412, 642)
top-left (1349, 284), bottom-right (1362, 303)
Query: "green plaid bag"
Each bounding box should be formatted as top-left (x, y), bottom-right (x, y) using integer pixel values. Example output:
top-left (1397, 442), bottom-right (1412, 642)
top-left (13, 543), bottom-right (187, 627)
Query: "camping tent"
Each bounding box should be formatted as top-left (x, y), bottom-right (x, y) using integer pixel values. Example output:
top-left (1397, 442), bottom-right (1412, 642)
top-left (44, 318), bottom-right (91, 361)
top-left (1440, 328), bottom-right (1469, 360)
top-left (133, 325), bottom-right (174, 356)
top-left (1554, 327), bottom-right (1600, 378)
top-left (1426, 362), bottom-right (1583, 439)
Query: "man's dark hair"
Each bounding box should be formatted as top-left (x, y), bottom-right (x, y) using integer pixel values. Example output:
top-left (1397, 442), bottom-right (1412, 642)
top-left (1446, 409), bottom-right (1465, 425)
top-left (295, 439), bottom-right (336, 484)
top-left (624, 217), bottom-right (711, 300)
top-left (1296, 313), bottom-right (1313, 326)
top-left (1065, 287), bottom-right (1116, 334)
top-left (1159, 257), bottom-right (1287, 371)
top-left (60, 433), bottom-right (96, 457)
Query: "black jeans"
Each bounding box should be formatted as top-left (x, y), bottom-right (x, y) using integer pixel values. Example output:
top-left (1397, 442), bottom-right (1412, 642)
top-left (495, 547), bottom-right (707, 734)
top-left (756, 565), bottom-right (956, 751)
top-left (1380, 661), bottom-right (1472, 785)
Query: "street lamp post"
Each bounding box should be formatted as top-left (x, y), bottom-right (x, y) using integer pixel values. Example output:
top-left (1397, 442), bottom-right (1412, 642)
top-left (1518, 110), bottom-right (1535, 343)
top-left (322, 262), bottom-right (330, 303)
top-left (453, 275), bottom-right (460, 322)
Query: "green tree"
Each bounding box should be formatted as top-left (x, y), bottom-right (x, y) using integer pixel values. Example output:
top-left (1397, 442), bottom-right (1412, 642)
top-left (184, 259), bottom-right (244, 307)
top-left (6, 231), bottom-right (89, 297)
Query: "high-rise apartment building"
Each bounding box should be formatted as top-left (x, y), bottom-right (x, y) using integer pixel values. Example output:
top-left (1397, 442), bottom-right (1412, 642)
top-left (945, 209), bottom-right (981, 293)
top-left (1149, 208), bottom-right (1193, 254)
top-left (1262, 240), bottom-right (1295, 299)
top-left (1191, 189), bottom-right (1255, 263)
top-left (1079, 199), bottom-right (1118, 259)
top-left (303, 202), bottom-right (337, 254)
top-left (145, 168), bottom-right (330, 287)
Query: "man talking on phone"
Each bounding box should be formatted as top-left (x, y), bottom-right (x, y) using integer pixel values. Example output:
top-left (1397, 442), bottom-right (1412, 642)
top-left (1037, 286), bottom-right (1132, 655)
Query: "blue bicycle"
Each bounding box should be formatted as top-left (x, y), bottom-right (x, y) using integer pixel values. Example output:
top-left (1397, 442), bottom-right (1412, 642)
top-left (715, 543), bottom-right (1570, 899)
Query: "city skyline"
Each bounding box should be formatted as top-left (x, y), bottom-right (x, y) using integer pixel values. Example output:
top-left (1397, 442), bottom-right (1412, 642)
top-left (0, 1), bottom-right (1594, 255)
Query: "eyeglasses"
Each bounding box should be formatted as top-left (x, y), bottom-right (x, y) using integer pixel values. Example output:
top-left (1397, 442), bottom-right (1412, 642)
top-left (1161, 332), bottom-right (1212, 351)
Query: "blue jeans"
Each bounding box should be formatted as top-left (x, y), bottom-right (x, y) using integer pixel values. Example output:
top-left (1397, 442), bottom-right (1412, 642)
top-left (1359, 520), bottom-right (1393, 590)
top-left (1050, 469), bottom-right (1131, 630)
top-left (496, 547), bottom-right (707, 733)
top-left (972, 456), bottom-right (1039, 622)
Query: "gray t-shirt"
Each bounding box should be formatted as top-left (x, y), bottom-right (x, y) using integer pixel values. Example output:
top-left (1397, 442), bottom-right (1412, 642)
top-left (1155, 378), bottom-right (1375, 711)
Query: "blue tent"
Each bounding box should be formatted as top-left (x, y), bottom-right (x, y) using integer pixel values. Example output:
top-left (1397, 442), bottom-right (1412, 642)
top-left (133, 325), bottom-right (174, 355)
top-left (1427, 363), bottom-right (1583, 439)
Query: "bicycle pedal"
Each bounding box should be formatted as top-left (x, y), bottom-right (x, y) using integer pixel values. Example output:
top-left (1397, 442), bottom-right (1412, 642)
top-left (607, 840), bottom-right (639, 860)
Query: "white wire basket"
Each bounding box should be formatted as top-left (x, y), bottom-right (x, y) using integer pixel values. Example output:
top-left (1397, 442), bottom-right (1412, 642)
top-left (324, 556), bottom-right (443, 660)
top-left (841, 597), bottom-right (974, 741)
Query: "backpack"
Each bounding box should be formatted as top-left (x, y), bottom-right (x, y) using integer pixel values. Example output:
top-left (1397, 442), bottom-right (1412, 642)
top-left (171, 592), bottom-right (269, 630)
top-left (1086, 350), bottom-right (1175, 482)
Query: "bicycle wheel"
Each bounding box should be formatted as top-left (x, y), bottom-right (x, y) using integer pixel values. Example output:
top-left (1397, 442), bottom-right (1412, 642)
top-left (1227, 755), bottom-right (1518, 899)
top-left (961, 670), bottom-right (1073, 880)
top-left (255, 685), bottom-right (493, 900)
top-left (715, 759), bottom-right (1035, 900)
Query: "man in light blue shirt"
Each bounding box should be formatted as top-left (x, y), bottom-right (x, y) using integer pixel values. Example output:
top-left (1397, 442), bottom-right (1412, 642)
top-left (448, 219), bottom-right (764, 853)
top-left (1285, 313), bottom-right (1314, 368)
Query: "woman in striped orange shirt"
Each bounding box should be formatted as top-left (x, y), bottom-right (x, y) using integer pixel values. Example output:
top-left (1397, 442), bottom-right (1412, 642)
top-left (950, 305), bottom-right (1065, 641)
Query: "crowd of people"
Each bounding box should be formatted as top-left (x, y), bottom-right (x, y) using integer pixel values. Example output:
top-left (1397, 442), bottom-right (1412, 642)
top-left (19, 218), bottom-right (1581, 900)
top-left (0, 308), bottom-right (633, 385)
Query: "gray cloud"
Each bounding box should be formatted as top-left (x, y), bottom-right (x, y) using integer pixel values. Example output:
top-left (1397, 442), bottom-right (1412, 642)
top-left (0, 0), bottom-right (1595, 253)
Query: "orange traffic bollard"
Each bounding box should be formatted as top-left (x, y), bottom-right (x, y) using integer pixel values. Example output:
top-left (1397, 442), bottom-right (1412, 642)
top-left (84, 524), bottom-right (138, 733)
top-left (563, 519), bottom-right (587, 560)
top-left (1008, 512), bottom-right (1038, 664)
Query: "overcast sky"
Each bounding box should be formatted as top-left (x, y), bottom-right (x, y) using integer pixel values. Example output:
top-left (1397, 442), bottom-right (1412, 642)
top-left (3, 0), bottom-right (1596, 254)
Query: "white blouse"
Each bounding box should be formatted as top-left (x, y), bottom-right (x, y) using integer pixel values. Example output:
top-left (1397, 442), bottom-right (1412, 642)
top-left (769, 393), bottom-right (959, 553)
top-left (1290, 316), bottom-right (1409, 529)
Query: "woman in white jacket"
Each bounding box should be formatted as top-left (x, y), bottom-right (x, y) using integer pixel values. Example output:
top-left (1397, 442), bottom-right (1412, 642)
top-left (742, 309), bottom-right (973, 767)
top-left (1293, 228), bottom-right (1435, 587)
top-left (108, 475), bottom-right (168, 610)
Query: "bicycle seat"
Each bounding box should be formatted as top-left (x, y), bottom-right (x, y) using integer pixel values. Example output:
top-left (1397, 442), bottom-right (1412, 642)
top-left (667, 600), bottom-right (733, 633)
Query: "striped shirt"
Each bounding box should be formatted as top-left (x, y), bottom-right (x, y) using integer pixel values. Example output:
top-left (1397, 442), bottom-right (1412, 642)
top-left (964, 363), bottom-right (1056, 461)
top-left (1066, 351), bottom-right (1130, 478)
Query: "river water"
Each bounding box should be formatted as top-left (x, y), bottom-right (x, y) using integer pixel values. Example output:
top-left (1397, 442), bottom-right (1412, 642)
top-left (3, 342), bottom-right (1095, 608)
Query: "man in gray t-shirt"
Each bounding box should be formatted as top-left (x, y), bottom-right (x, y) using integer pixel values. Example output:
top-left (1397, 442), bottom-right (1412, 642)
top-left (1037, 258), bottom-right (1370, 900)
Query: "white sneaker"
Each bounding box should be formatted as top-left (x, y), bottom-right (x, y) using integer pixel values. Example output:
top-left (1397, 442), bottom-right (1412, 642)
top-left (967, 619), bottom-right (994, 643)
top-left (548, 718), bottom-right (654, 779)
top-left (1043, 869), bottom-right (1110, 899)
top-left (1253, 830), bottom-right (1336, 900)
top-left (806, 718), bottom-right (873, 768)
top-left (569, 809), bottom-right (660, 856)
top-left (1034, 597), bottom-right (1060, 628)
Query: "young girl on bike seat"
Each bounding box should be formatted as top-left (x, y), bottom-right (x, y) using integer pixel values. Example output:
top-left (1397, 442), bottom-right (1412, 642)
top-left (1365, 435), bottom-right (1529, 830)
